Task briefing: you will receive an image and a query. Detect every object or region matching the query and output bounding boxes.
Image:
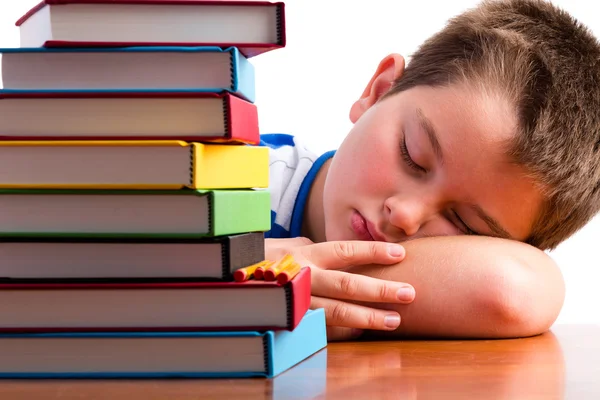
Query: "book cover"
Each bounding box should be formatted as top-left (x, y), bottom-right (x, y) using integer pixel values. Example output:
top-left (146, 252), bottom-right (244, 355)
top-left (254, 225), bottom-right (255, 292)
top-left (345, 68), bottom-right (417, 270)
top-left (0, 308), bottom-right (326, 379)
top-left (0, 92), bottom-right (259, 144)
top-left (0, 140), bottom-right (269, 189)
top-left (0, 267), bottom-right (311, 332)
top-left (0, 232), bottom-right (265, 281)
top-left (17, 0), bottom-right (286, 58)
top-left (0, 188), bottom-right (271, 238)
top-left (0, 46), bottom-right (255, 102)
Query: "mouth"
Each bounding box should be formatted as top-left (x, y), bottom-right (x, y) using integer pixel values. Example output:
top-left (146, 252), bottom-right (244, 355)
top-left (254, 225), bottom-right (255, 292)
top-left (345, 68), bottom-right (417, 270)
top-left (350, 210), bottom-right (386, 242)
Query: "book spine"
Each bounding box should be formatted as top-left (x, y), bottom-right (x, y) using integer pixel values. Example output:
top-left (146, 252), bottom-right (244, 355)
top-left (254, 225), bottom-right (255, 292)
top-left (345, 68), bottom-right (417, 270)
top-left (226, 232), bottom-right (265, 277)
top-left (287, 268), bottom-right (312, 330)
top-left (222, 96), bottom-right (231, 141)
top-left (210, 190), bottom-right (271, 236)
top-left (284, 285), bottom-right (293, 329)
top-left (191, 144), bottom-right (268, 189)
top-left (262, 333), bottom-right (271, 377)
top-left (276, 3), bottom-right (286, 46)
top-left (227, 94), bottom-right (259, 144)
top-left (231, 48), bottom-right (255, 103)
top-left (189, 144), bottom-right (195, 187)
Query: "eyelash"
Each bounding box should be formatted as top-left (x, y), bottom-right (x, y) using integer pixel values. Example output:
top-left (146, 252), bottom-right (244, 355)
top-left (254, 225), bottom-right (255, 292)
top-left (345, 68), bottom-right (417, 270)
top-left (452, 210), bottom-right (477, 236)
top-left (400, 132), bottom-right (477, 236)
top-left (400, 135), bottom-right (427, 173)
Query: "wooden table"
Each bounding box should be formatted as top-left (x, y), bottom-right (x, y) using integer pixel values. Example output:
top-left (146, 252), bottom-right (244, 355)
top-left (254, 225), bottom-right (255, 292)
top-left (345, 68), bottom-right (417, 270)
top-left (0, 324), bottom-right (597, 399)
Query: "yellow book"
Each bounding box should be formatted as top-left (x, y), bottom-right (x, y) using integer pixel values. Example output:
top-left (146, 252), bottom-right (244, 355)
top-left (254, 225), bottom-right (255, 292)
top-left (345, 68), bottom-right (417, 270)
top-left (0, 140), bottom-right (268, 189)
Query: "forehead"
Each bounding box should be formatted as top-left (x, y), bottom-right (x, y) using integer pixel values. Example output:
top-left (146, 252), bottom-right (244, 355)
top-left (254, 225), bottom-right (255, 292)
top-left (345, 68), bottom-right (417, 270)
top-left (395, 83), bottom-right (543, 239)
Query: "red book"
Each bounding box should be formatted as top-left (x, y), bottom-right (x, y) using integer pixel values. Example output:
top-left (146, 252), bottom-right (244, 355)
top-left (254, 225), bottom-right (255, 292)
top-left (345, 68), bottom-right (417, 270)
top-left (0, 92), bottom-right (259, 144)
top-left (16, 0), bottom-right (286, 58)
top-left (0, 268), bottom-right (312, 333)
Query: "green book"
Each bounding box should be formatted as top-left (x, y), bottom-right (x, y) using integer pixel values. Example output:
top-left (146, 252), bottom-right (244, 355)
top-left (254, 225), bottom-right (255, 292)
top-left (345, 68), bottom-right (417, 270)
top-left (0, 189), bottom-right (270, 238)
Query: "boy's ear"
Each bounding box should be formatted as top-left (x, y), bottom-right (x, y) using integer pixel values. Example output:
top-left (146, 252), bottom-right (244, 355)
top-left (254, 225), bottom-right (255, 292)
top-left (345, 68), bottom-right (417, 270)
top-left (350, 54), bottom-right (405, 123)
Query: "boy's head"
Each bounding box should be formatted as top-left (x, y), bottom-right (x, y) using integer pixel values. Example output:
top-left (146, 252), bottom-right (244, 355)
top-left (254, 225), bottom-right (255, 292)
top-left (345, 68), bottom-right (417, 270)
top-left (320, 0), bottom-right (600, 250)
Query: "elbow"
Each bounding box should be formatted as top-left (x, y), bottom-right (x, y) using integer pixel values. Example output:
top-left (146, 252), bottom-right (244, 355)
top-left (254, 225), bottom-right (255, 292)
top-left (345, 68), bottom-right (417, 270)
top-left (481, 251), bottom-right (565, 338)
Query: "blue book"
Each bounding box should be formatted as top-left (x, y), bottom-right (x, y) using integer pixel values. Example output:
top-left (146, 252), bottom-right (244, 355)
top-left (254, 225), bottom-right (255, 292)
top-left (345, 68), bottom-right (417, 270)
top-left (0, 309), bottom-right (327, 379)
top-left (0, 46), bottom-right (255, 102)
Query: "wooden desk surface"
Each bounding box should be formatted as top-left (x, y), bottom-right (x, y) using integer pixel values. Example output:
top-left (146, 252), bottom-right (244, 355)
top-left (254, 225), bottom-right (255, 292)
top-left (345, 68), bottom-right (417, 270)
top-left (0, 324), bottom-right (597, 399)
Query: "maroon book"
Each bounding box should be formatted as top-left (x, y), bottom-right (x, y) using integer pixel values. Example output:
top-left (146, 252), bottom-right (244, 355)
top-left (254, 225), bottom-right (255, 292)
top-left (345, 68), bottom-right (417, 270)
top-left (0, 92), bottom-right (259, 144)
top-left (16, 0), bottom-right (286, 58)
top-left (0, 268), bottom-right (312, 333)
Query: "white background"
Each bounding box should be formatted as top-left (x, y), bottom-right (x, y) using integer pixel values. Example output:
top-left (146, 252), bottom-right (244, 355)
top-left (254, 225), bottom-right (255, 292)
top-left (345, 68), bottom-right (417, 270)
top-left (0, 0), bottom-right (598, 326)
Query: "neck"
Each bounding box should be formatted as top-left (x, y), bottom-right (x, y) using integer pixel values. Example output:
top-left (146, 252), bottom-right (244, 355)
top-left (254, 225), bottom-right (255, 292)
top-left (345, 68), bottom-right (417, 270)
top-left (301, 158), bottom-right (332, 243)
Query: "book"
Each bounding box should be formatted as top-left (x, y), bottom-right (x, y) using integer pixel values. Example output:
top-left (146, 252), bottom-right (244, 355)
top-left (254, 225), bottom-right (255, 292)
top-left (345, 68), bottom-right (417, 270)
top-left (0, 92), bottom-right (259, 143)
top-left (0, 267), bottom-right (311, 332)
top-left (0, 188), bottom-right (271, 238)
top-left (0, 232), bottom-right (265, 281)
top-left (0, 308), bottom-right (326, 379)
top-left (0, 46), bottom-right (255, 102)
top-left (0, 140), bottom-right (269, 189)
top-left (17, 0), bottom-right (286, 58)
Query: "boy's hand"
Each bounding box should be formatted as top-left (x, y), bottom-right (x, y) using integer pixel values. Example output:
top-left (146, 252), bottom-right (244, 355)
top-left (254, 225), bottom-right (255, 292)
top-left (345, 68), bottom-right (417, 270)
top-left (266, 237), bottom-right (416, 341)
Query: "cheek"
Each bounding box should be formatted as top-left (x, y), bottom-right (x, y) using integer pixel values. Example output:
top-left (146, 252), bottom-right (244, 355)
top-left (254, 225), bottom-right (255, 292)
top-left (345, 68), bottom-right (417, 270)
top-left (341, 133), bottom-right (399, 193)
top-left (422, 217), bottom-right (462, 237)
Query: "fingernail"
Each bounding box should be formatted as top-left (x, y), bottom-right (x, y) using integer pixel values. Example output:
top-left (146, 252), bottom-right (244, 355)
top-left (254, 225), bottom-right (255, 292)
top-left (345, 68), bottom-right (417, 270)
top-left (384, 315), bottom-right (401, 329)
top-left (387, 244), bottom-right (404, 257)
top-left (397, 286), bottom-right (415, 301)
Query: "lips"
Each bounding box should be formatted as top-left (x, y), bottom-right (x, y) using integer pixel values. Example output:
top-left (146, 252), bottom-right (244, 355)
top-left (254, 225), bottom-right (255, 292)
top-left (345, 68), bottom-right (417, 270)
top-left (365, 219), bottom-right (386, 242)
top-left (350, 210), bottom-right (387, 242)
top-left (350, 210), bottom-right (374, 241)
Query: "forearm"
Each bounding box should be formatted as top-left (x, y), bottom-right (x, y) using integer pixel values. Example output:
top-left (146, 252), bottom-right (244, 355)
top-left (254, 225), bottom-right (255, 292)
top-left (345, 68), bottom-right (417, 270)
top-left (351, 235), bottom-right (565, 339)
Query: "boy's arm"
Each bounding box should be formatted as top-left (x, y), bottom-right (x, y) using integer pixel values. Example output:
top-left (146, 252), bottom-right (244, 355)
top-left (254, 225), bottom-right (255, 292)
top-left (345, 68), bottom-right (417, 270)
top-left (352, 235), bottom-right (565, 339)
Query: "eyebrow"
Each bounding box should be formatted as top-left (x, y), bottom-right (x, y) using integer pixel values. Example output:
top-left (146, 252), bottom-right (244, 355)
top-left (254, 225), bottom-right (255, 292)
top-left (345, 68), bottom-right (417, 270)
top-left (470, 204), bottom-right (513, 240)
top-left (416, 108), bottom-right (444, 165)
top-left (415, 108), bottom-right (513, 240)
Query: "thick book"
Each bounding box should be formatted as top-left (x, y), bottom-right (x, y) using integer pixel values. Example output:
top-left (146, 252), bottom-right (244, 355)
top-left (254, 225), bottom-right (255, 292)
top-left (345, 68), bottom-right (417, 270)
top-left (17, 0), bottom-right (286, 58)
top-left (0, 92), bottom-right (259, 144)
top-left (0, 46), bottom-right (255, 102)
top-left (0, 140), bottom-right (268, 189)
top-left (0, 309), bottom-right (326, 379)
top-left (0, 189), bottom-right (271, 238)
top-left (0, 267), bottom-right (311, 332)
top-left (0, 232), bottom-right (265, 281)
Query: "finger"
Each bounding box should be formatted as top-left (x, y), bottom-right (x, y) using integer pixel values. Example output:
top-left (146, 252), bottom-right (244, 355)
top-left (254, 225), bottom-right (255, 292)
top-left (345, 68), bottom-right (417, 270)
top-left (300, 240), bottom-right (405, 270)
top-left (326, 326), bottom-right (364, 342)
top-left (312, 268), bottom-right (416, 303)
top-left (265, 237), bottom-right (313, 250)
top-left (311, 296), bottom-right (402, 331)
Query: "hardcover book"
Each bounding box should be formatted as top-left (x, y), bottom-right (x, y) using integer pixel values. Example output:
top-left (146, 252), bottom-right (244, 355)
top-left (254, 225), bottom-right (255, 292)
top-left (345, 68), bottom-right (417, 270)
top-left (0, 308), bottom-right (326, 379)
top-left (0, 92), bottom-right (259, 144)
top-left (0, 188), bottom-right (271, 238)
top-left (0, 267), bottom-right (311, 332)
top-left (0, 140), bottom-right (269, 189)
top-left (0, 46), bottom-right (255, 102)
top-left (0, 232), bottom-right (265, 281)
top-left (17, 0), bottom-right (286, 58)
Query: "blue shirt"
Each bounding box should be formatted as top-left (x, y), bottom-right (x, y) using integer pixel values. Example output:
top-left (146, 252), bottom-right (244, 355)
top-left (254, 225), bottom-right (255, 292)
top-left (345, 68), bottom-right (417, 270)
top-left (259, 134), bottom-right (335, 238)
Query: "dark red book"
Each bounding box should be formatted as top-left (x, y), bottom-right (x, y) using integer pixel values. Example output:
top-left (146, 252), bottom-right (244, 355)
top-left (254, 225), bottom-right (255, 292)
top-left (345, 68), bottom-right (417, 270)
top-left (16, 0), bottom-right (286, 58)
top-left (0, 92), bottom-right (259, 144)
top-left (0, 268), bottom-right (311, 333)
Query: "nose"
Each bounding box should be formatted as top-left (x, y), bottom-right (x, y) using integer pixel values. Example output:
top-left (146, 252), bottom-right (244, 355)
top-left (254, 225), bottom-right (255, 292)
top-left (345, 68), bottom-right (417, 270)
top-left (384, 195), bottom-right (429, 237)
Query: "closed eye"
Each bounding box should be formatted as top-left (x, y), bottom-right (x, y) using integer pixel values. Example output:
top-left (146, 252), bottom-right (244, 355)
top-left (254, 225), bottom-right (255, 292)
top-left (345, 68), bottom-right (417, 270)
top-left (451, 210), bottom-right (478, 236)
top-left (400, 132), bottom-right (427, 173)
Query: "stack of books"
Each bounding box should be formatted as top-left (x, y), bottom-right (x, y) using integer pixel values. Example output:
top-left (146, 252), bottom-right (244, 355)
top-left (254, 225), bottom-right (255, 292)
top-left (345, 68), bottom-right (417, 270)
top-left (0, 0), bottom-right (326, 379)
